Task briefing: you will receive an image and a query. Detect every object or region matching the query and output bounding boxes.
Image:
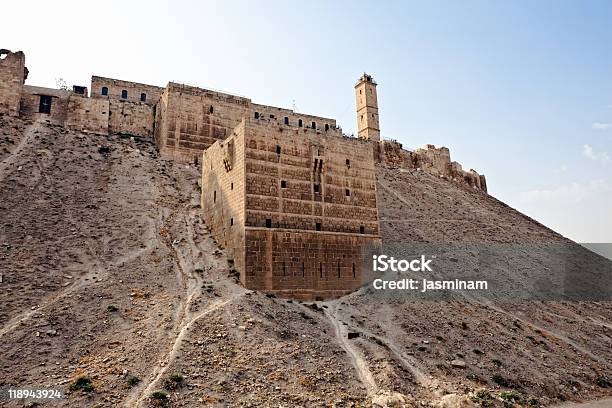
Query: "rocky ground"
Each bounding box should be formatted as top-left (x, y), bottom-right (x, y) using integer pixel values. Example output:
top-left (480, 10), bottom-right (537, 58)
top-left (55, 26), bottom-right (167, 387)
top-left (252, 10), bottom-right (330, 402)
top-left (0, 117), bottom-right (610, 407)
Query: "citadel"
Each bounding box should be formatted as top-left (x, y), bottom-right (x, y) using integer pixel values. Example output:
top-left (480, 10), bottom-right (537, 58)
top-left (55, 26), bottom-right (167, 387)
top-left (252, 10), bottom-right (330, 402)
top-left (0, 49), bottom-right (487, 299)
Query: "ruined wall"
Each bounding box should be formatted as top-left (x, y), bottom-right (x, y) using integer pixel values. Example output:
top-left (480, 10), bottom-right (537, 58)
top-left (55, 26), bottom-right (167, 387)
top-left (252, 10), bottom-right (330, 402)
top-left (65, 95), bottom-right (109, 135)
top-left (377, 140), bottom-right (488, 192)
top-left (20, 86), bottom-right (71, 125)
top-left (156, 83), bottom-right (339, 164)
top-left (201, 125), bottom-right (246, 276)
top-left (91, 76), bottom-right (163, 105)
top-left (0, 50), bottom-right (26, 117)
top-left (108, 99), bottom-right (154, 138)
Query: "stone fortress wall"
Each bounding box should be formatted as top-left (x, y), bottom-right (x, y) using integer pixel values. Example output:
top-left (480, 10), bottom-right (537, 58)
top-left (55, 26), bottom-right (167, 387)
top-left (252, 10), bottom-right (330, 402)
top-left (0, 48), bottom-right (488, 298)
top-left (202, 119), bottom-right (381, 299)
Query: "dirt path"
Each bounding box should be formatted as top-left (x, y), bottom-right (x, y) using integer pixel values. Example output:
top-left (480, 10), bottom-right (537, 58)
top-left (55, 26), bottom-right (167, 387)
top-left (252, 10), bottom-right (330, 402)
top-left (132, 298), bottom-right (236, 407)
top-left (324, 300), bottom-right (378, 395)
top-left (0, 121), bottom-right (38, 183)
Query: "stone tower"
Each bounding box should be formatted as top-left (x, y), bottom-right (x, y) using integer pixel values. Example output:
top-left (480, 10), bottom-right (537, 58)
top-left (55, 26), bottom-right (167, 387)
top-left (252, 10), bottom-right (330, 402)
top-left (355, 73), bottom-right (380, 141)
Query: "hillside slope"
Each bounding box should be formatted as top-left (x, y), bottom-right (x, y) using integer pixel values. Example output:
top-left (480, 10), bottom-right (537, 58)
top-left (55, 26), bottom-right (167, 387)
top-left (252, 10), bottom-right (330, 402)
top-left (0, 119), bottom-right (610, 407)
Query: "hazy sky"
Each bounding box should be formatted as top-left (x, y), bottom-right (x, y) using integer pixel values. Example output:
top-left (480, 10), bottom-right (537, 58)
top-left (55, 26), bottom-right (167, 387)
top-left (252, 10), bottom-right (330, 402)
top-left (3, 0), bottom-right (611, 242)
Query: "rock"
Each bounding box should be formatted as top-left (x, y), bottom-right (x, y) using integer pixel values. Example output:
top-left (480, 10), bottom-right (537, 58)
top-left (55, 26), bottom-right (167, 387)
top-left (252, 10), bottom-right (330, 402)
top-left (434, 394), bottom-right (472, 408)
top-left (451, 359), bottom-right (466, 368)
top-left (371, 390), bottom-right (408, 407)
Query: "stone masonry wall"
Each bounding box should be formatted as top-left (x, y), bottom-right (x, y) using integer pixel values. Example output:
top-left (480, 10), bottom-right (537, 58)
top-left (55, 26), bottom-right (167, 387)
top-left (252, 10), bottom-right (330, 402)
top-left (201, 124), bottom-right (246, 277)
top-left (244, 121), bottom-right (378, 235)
top-left (91, 76), bottom-right (163, 105)
top-left (20, 86), bottom-right (71, 125)
top-left (65, 95), bottom-right (110, 135)
top-left (108, 99), bottom-right (154, 138)
top-left (156, 83), bottom-right (338, 164)
top-left (0, 50), bottom-right (26, 117)
top-left (243, 120), bottom-right (381, 298)
top-left (245, 229), bottom-right (379, 299)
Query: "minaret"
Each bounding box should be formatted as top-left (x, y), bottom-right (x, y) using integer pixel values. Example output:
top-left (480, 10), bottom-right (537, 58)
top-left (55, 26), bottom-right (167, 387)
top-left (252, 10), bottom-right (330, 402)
top-left (354, 73), bottom-right (380, 141)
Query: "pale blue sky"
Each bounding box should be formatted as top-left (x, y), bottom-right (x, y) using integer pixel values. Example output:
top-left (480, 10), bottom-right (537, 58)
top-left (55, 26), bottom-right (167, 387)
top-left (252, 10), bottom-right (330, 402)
top-left (3, 0), bottom-right (611, 241)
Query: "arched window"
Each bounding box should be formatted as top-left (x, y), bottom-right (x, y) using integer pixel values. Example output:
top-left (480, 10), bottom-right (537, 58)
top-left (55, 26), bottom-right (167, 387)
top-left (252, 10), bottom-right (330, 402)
top-left (325, 124), bottom-right (329, 131)
top-left (140, 93), bottom-right (146, 102)
top-left (101, 87), bottom-right (108, 96)
top-left (121, 90), bottom-right (128, 99)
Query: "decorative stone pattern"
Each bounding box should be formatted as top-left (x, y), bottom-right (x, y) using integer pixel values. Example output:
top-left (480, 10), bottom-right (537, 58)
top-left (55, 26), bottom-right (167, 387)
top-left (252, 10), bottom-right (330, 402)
top-left (0, 50), bottom-right (27, 117)
top-left (202, 119), bottom-right (382, 299)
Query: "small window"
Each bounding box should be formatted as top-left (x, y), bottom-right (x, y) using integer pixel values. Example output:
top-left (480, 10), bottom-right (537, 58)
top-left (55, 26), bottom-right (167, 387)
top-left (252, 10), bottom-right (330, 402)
top-left (337, 262), bottom-right (340, 278)
top-left (284, 117), bottom-right (289, 125)
top-left (313, 183), bottom-right (320, 193)
top-left (231, 182), bottom-right (234, 190)
top-left (276, 145), bottom-right (281, 155)
top-left (209, 105), bottom-right (214, 114)
top-left (38, 95), bottom-right (52, 114)
top-left (360, 226), bottom-right (365, 234)
top-left (361, 115), bottom-right (364, 122)
top-left (302, 262), bottom-right (305, 277)
top-left (352, 263), bottom-right (356, 278)
top-left (325, 124), bottom-right (329, 131)
top-left (121, 90), bottom-right (128, 99)
top-left (73, 86), bottom-right (86, 95)
top-left (298, 119), bottom-right (303, 127)
top-left (230, 218), bottom-right (234, 226)
top-left (359, 89), bottom-right (362, 94)
top-left (283, 262), bottom-right (286, 276)
top-left (101, 86), bottom-right (108, 96)
top-left (265, 218), bottom-right (272, 228)
top-left (140, 93), bottom-right (146, 102)
top-left (345, 189), bottom-right (350, 196)
top-left (346, 159), bottom-right (350, 167)
top-left (281, 180), bottom-right (287, 188)
top-left (213, 190), bottom-right (216, 203)
top-left (319, 263), bottom-right (323, 278)
top-left (315, 222), bottom-right (321, 231)
top-left (311, 121), bottom-right (316, 129)
top-left (269, 114), bottom-right (275, 119)
top-left (254, 112), bottom-right (260, 119)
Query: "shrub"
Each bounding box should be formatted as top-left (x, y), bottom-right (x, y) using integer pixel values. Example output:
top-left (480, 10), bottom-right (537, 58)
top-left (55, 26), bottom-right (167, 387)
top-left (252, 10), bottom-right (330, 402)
top-left (492, 373), bottom-right (510, 387)
top-left (69, 376), bottom-right (94, 392)
top-left (126, 374), bottom-right (140, 387)
top-left (150, 390), bottom-right (168, 405)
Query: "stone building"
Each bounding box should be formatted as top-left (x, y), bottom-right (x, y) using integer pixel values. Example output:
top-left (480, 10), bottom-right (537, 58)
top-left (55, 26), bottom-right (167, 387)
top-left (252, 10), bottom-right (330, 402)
top-left (0, 49), bottom-right (488, 298)
top-left (201, 119), bottom-right (381, 299)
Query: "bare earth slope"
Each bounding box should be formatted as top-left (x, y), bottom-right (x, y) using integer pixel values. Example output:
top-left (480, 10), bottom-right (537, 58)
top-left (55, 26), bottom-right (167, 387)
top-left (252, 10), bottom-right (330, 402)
top-left (0, 119), bottom-right (610, 407)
